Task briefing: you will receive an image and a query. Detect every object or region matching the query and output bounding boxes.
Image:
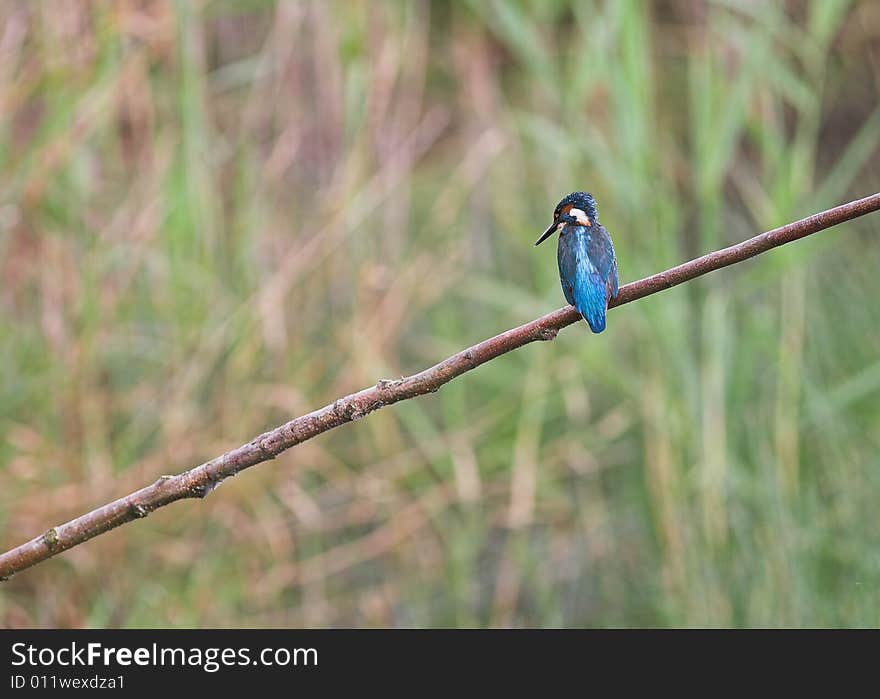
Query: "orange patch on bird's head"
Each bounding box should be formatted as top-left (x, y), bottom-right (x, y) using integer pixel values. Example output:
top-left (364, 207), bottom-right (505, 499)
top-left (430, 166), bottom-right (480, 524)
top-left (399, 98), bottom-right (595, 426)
top-left (556, 203), bottom-right (590, 225)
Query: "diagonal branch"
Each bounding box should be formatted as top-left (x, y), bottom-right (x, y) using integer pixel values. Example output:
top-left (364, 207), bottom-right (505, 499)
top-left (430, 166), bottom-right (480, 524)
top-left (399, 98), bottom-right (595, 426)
top-left (2, 192), bottom-right (879, 580)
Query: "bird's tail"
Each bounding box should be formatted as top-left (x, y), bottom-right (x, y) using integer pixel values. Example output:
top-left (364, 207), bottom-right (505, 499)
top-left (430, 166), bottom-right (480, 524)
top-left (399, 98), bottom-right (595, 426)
top-left (573, 273), bottom-right (608, 334)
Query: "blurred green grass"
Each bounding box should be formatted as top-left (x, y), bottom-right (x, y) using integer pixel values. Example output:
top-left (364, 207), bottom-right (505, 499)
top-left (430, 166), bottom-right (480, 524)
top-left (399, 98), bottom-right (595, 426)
top-left (1, 0), bottom-right (879, 627)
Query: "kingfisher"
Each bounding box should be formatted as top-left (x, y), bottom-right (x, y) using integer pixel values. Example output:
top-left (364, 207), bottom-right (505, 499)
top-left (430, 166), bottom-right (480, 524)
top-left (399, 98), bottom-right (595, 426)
top-left (535, 192), bottom-right (619, 333)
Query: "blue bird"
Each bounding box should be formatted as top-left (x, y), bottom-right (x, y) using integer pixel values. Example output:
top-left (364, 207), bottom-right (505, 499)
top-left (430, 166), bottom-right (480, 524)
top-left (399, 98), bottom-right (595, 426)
top-left (535, 192), bottom-right (619, 333)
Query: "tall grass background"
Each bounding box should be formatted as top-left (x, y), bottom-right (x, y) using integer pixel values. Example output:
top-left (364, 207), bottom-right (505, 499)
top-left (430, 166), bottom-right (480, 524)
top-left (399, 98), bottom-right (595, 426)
top-left (1, 0), bottom-right (879, 627)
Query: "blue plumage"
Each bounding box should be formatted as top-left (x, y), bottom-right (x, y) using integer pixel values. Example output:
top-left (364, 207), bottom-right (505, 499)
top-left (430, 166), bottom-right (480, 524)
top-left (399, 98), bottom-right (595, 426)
top-left (534, 192), bottom-right (619, 334)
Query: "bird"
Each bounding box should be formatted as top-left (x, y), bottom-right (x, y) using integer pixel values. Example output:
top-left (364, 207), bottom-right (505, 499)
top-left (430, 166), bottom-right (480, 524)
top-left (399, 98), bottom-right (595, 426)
top-left (534, 192), bottom-right (619, 333)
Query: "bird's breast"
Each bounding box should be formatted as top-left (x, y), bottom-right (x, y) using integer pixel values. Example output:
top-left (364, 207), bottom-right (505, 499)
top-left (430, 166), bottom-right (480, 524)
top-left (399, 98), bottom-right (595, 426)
top-left (559, 224), bottom-right (591, 240)
top-left (558, 225), bottom-right (592, 255)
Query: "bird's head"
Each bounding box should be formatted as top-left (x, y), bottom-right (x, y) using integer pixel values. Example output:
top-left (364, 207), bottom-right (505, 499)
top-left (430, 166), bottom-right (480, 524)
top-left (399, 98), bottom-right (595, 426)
top-left (534, 191), bottom-right (599, 246)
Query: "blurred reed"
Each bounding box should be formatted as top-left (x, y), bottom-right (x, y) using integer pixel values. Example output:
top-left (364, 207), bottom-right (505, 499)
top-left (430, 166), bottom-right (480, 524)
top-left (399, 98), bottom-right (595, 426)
top-left (0, 0), bottom-right (879, 627)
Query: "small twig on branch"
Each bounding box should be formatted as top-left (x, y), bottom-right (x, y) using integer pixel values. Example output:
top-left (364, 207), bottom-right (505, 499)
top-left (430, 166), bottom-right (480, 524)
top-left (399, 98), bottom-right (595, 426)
top-left (2, 192), bottom-right (879, 580)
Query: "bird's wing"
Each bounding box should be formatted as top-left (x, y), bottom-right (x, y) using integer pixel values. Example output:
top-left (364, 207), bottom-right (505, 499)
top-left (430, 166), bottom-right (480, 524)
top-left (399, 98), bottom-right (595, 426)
top-left (589, 225), bottom-right (619, 299)
top-left (558, 226), bottom-right (609, 333)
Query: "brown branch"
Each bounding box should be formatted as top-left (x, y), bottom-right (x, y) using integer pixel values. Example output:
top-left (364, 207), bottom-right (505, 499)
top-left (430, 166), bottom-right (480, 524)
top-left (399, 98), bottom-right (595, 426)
top-left (2, 192), bottom-right (879, 580)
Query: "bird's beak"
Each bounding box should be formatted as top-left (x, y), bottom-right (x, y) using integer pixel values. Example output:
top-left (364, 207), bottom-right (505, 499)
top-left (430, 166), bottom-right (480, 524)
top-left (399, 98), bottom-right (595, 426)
top-left (534, 220), bottom-right (559, 246)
